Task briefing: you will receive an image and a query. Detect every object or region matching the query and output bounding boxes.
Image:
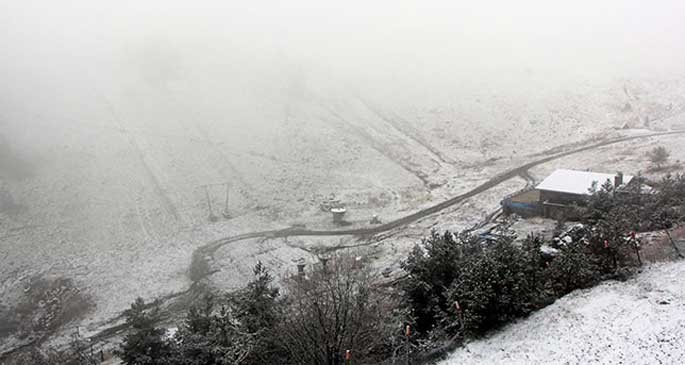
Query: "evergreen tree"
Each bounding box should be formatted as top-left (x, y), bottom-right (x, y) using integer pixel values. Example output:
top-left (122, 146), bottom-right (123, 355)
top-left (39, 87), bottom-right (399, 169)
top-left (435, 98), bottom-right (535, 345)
top-left (446, 239), bottom-right (546, 335)
top-left (117, 298), bottom-right (172, 365)
top-left (401, 231), bottom-right (477, 334)
top-left (229, 262), bottom-right (281, 333)
top-left (228, 262), bottom-right (284, 364)
top-left (170, 262), bottom-right (284, 365)
top-left (589, 206), bottom-right (639, 274)
top-left (546, 241), bottom-right (599, 295)
top-left (583, 179), bottom-right (617, 224)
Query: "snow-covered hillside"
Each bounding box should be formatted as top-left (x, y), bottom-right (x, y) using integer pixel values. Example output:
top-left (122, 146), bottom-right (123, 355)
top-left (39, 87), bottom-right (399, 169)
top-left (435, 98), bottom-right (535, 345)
top-left (439, 261), bottom-right (685, 365)
top-left (1, 74), bottom-right (685, 353)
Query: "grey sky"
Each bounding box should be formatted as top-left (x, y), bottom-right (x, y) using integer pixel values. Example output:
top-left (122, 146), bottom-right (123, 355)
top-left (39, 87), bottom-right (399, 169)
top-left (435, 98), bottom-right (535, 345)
top-left (2, 0), bottom-right (684, 135)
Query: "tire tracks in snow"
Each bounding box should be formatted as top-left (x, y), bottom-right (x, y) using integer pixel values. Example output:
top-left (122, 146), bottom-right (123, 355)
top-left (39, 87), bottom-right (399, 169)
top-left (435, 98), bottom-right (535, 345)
top-left (321, 104), bottom-right (435, 188)
top-left (157, 86), bottom-right (256, 211)
top-left (98, 93), bottom-right (182, 223)
top-left (519, 169), bottom-right (537, 188)
top-left (358, 98), bottom-right (456, 165)
top-left (188, 120), bottom-right (255, 202)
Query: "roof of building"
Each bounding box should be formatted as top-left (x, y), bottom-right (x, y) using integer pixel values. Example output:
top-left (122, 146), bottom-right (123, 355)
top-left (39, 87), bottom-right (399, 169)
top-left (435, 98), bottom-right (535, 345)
top-left (536, 169), bottom-right (633, 196)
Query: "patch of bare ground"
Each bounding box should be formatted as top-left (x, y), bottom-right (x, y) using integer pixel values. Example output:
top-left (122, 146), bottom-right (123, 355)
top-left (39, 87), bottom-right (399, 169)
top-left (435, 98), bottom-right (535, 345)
top-left (0, 276), bottom-right (94, 358)
top-left (638, 225), bottom-right (685, 263)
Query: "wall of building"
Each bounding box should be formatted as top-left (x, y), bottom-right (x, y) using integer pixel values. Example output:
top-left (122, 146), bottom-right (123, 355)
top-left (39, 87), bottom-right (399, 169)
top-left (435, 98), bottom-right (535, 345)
top-left (539, 190), bottom-right (588, 220)
top-left (511, 189), bottom-right (540, 203)
top-left (502, 189), bottom-right (541, 217)
top-left (539, 190), bottom-right (587, 205)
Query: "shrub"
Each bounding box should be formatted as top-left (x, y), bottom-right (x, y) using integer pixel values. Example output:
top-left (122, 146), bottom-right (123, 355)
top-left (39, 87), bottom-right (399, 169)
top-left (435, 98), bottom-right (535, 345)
top-left (401, 231), bottom-right (478, 334)
top-left (546, 241), bottom-right (599, 295)
top-left (647, 146), bottom-right (670, 169)
top-left (445, 238), bottom-right (547, 335)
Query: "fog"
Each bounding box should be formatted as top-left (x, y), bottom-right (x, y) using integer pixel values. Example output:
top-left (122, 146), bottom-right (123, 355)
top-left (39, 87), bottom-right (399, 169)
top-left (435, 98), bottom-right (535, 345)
top-left (2, 0), bottom-right (685, 205)
top-left (3, 1), bottom-right (685, 143)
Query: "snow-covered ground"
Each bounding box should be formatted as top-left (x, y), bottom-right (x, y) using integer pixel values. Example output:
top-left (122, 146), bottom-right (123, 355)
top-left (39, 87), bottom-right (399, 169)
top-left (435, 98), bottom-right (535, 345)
top-left (1, 73), bottom-right (685, 352)
top-left (439, 260), bottom-right (685, 365)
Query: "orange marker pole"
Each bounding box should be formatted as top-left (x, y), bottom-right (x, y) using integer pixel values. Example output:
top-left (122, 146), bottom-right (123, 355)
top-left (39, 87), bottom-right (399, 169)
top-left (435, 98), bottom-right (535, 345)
top-left (405, 325), bottom-right (411, 365)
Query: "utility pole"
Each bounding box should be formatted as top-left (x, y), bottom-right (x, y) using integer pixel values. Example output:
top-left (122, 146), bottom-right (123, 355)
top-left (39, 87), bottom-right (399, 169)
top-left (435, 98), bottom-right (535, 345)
top-left (631, 231), bottom-right (642, 266)
top-left (200, 182), bottom-right (232, 222)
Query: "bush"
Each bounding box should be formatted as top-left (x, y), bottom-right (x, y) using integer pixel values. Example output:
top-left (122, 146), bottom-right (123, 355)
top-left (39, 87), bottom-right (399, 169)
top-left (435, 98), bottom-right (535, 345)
top-left (445, 238), bottom-right (548, 335)
top-left (402, 233), bottom-right (552, 337)
top-left (647, 146), bottom-right (670, 169)
top-left (582, 174), bottom-right (685, 235)
top-left (401, 231), bottom-right (478, 334)
top-left (546, 241), bottom-right (599, 295)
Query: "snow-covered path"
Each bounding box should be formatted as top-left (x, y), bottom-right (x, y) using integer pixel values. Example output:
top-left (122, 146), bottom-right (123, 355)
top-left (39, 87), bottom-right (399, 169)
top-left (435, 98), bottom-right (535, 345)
top-left (440, 261), bottom-right (685, 365)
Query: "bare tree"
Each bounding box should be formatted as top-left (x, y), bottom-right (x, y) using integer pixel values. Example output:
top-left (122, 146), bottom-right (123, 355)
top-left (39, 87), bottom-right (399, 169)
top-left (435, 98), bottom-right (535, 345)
top-left (279, 253), bottom-right (398, 365)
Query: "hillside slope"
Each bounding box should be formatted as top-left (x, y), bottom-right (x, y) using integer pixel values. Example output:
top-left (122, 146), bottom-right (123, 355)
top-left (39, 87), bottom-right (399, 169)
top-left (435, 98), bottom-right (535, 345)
top-left (439, 261), bottom-right (685, 365)
top-left (1, 76), bottom-right (684, 351)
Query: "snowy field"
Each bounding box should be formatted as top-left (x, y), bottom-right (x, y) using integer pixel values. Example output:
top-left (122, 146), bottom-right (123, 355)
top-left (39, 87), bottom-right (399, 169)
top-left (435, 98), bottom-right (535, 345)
top-left (0, 73), bottom-right (685, 347)
top-left (2, 71), bottom-right (685, 352)
top-left (439, 260), bottom-right (685, 365)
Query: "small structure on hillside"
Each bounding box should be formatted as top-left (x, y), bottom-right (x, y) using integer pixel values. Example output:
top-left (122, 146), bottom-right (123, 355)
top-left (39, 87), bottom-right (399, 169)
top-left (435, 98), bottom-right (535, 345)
top-left (320, 196), bottom-right (343, 212)
top-left (331, 207), bottom-right (347, 225)
top-left (293, 258), bottom-right (307, 276)
top-left (502, 169), bottom-right (636, 220)
top-left (318, 254), bottom-right (331, 270)
top-left (370, 214), bottom-right (382, 225)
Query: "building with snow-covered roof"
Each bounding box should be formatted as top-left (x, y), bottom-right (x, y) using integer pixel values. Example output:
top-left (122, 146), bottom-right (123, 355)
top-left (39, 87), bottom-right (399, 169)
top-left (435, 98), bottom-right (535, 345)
top-left (537, 169), bottom-right (633, 219)
top-left (536, 169), bottom-right (633, 197)
top-left (502, 169), bottom-right (637, 220)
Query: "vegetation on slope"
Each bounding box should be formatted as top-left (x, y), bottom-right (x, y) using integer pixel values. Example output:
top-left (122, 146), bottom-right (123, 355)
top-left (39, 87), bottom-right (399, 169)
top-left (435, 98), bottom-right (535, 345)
top-left (11, 175), bottom-right (685, 364)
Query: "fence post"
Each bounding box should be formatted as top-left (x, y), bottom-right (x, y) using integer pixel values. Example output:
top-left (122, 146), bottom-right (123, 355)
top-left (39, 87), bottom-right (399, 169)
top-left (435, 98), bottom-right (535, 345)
top-left (405, 324), bottom-right (411, 365)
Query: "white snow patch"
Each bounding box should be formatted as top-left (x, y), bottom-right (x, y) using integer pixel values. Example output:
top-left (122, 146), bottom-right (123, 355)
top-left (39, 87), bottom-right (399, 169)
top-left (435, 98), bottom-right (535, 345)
top-left (439, 261), bottom-right (685, 365)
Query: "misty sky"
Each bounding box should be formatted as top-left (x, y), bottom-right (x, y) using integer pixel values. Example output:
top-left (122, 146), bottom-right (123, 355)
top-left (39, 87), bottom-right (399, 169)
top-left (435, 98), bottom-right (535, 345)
top-left (2, 0), bottom-right (685, 140)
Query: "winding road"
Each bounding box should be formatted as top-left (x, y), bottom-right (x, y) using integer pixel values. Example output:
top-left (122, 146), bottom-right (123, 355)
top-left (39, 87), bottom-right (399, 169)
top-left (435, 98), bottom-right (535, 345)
top-left (53, 130), bottom-right (685, 348)
top-left (192, 130), bottom-right (685, 278)
top-left (5, 130), bottom-right (682, 360)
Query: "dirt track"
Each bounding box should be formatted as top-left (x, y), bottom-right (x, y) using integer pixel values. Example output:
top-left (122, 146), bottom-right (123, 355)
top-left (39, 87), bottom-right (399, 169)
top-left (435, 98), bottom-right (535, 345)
top-left (196, 130), bottom-right (685, 261)
top-left (4, 130), bottom-right (681, 359)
